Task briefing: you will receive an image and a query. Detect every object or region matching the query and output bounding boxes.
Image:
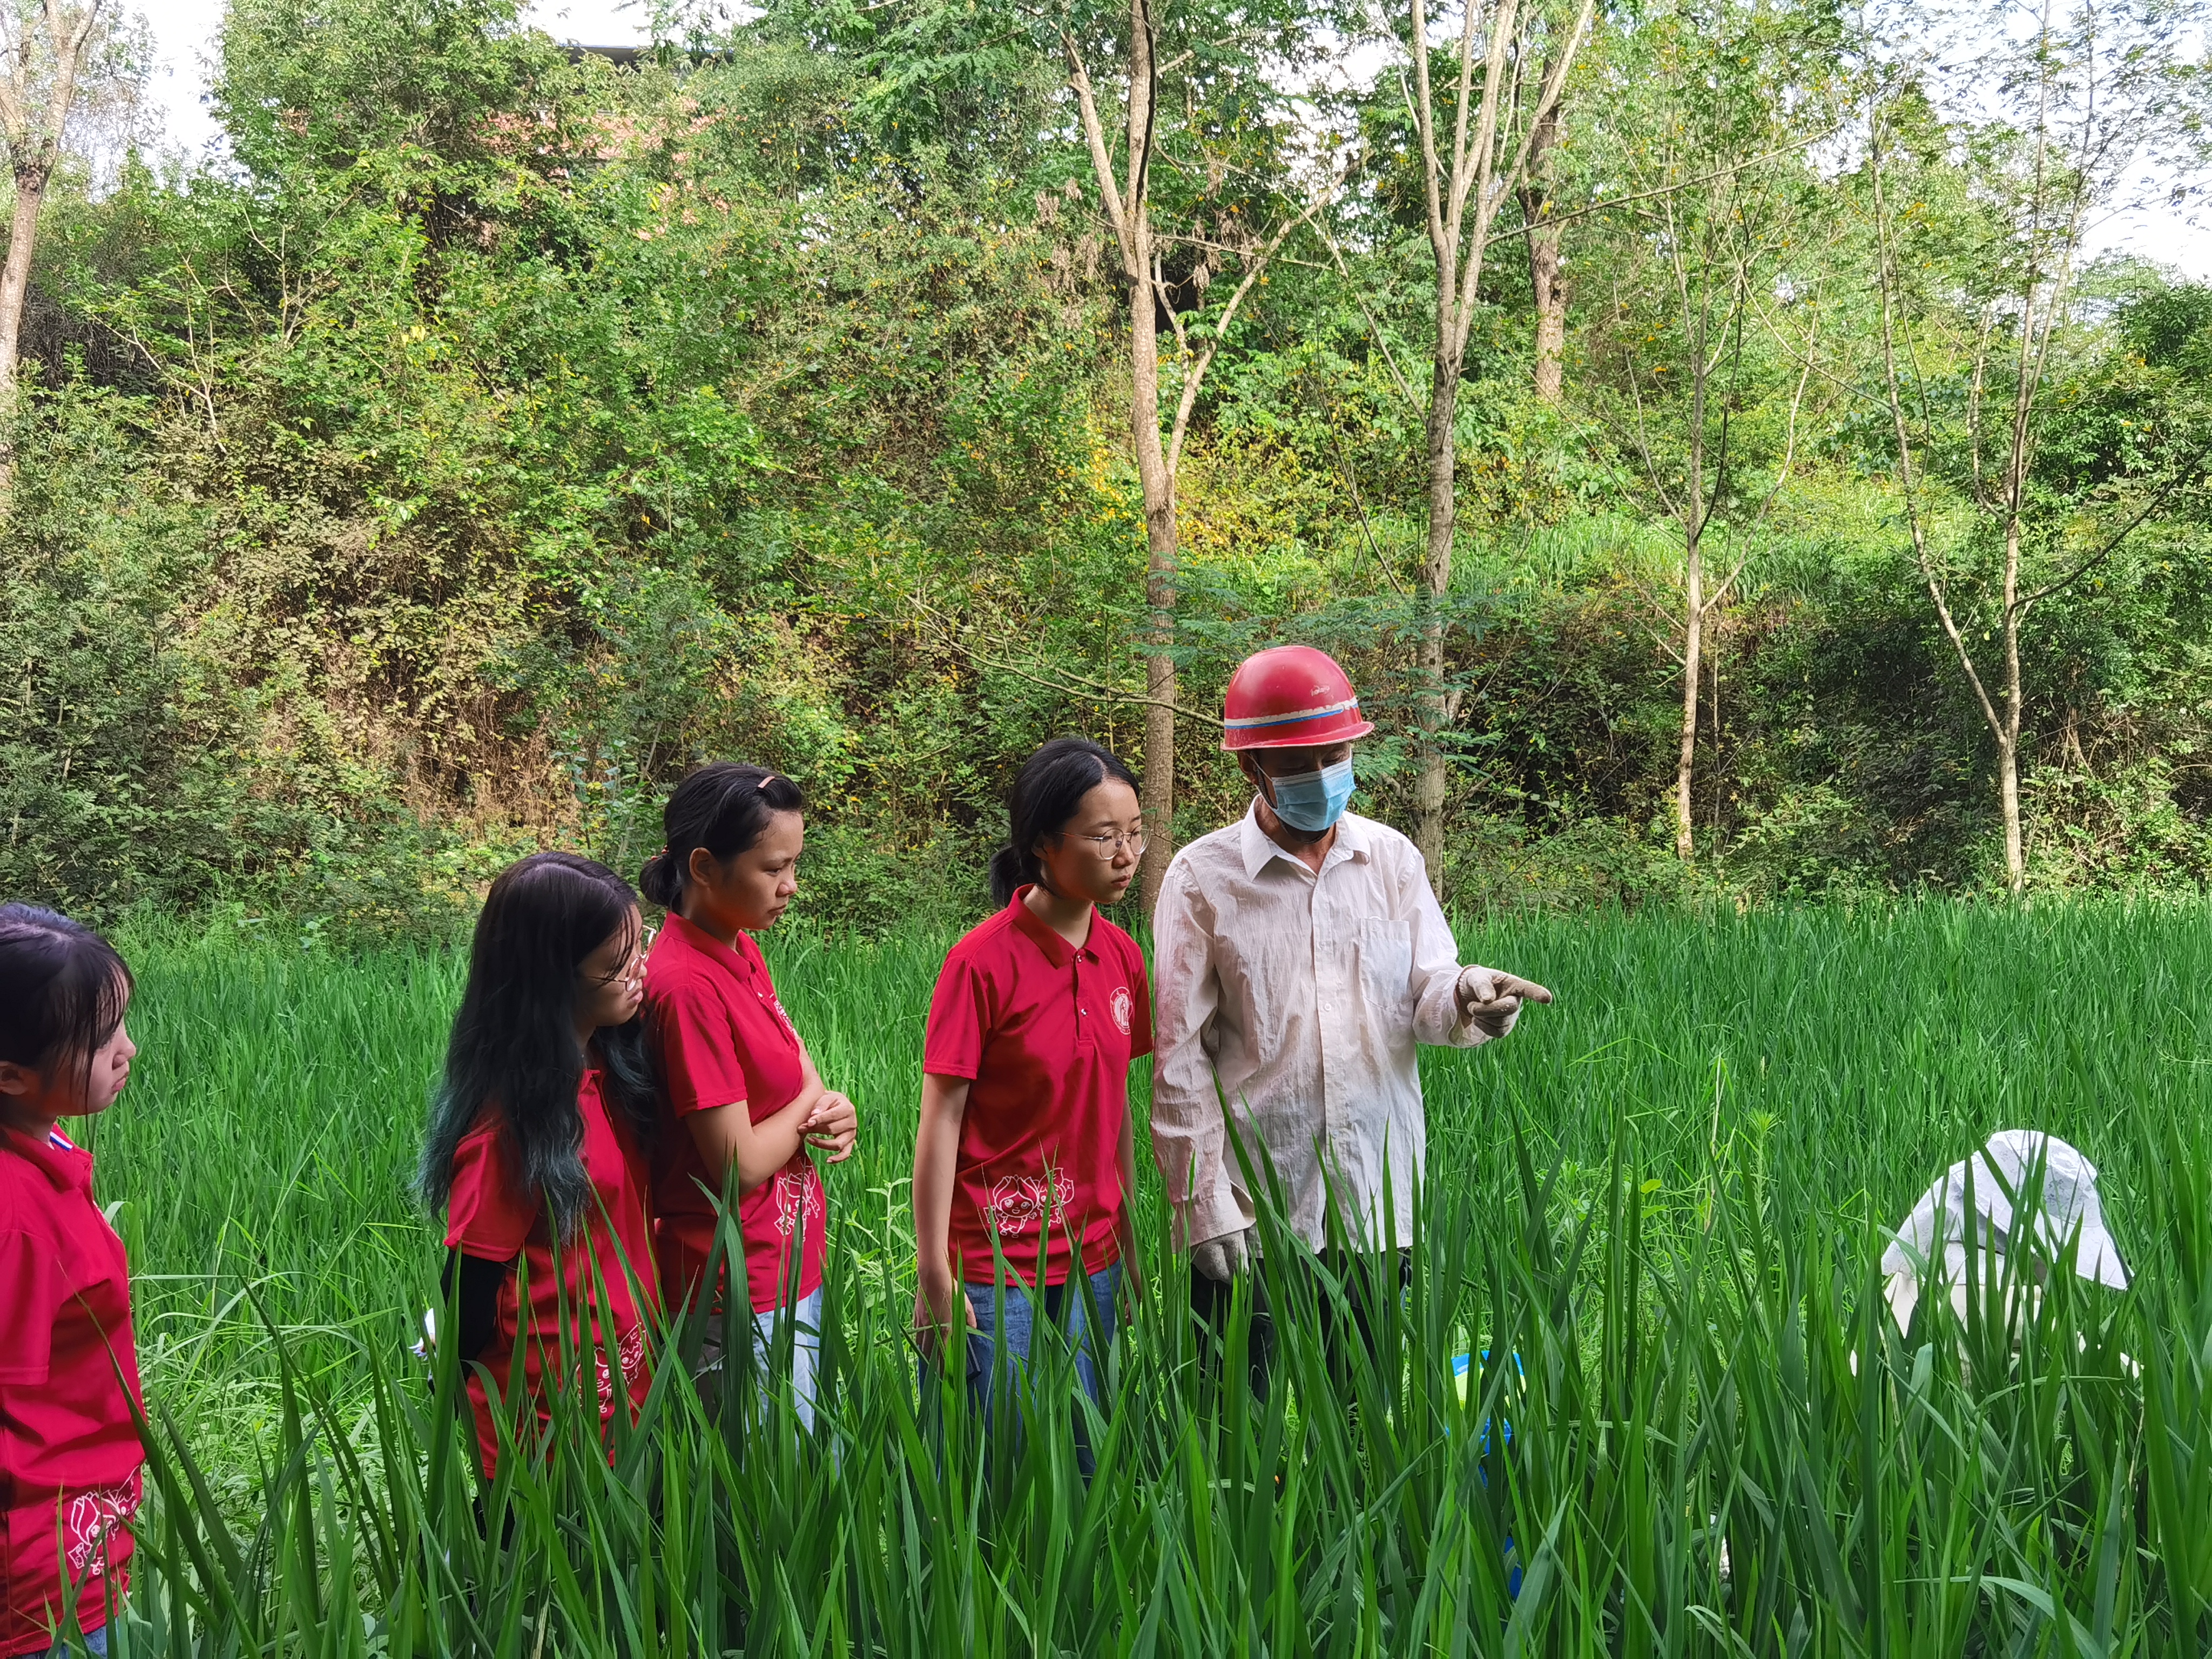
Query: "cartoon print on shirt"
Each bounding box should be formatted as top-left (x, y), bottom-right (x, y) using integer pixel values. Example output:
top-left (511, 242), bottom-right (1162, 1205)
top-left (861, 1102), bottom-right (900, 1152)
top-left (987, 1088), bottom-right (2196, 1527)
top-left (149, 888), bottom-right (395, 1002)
top-left (1109, 984), bottom-right (1134, 1036)
top-left (772, 1166), bottom-right (824, 1239)
top-left (987, 1169), bottom-right (1076, 1238)
top-left (63, 1474), bottom-right (141, 1576)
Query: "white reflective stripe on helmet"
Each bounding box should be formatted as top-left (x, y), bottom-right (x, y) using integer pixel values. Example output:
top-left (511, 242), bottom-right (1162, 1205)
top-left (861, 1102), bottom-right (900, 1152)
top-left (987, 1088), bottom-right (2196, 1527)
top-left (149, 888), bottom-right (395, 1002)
top-left (1223, 697), bottom-right (1362, 730)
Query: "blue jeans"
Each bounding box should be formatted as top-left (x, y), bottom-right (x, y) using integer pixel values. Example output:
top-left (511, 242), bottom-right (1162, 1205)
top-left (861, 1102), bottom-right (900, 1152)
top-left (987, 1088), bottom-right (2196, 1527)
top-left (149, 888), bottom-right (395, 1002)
top-left (931, 1262), bottom-right (1121, 1477)
top-left (43, 1623), bottom-right (108, 1657)
top-left (698, 1285), bottom-right (822, 1432)
top-left (754, 1284), bottom-right (822, 1433)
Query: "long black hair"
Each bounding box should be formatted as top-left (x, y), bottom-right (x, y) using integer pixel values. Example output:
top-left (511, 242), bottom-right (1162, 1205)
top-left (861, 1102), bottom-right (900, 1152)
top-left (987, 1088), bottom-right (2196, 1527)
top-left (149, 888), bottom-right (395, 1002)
top-left (989, 737), bottom-right (1141, 908)
top-left (417, 853), bottom-right (656, 1239)
top-left (638, 761), bottom-right (806, 911)
top-left (0, 904), bottom-right (133, 1107)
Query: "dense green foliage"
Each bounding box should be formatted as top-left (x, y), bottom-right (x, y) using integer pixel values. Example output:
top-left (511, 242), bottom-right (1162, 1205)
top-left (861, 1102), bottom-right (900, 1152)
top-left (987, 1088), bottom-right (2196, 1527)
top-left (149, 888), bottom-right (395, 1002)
top-left (75, 903), bottom-right (2212, 1651)
top-left (0, 0), bottom-right (2203, 925)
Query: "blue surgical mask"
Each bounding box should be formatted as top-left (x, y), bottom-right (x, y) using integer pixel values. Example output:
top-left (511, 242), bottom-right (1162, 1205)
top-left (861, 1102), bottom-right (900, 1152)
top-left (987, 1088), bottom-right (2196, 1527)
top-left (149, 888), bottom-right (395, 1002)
top-left (1267, 759), bottom-right (1355, 832)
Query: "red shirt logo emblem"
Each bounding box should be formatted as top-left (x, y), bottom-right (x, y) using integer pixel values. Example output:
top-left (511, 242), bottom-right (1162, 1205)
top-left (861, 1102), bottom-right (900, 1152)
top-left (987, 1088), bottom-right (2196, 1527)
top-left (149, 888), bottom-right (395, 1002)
top-left (64, 1475), bottom-right (141, 1576)
top-left (772, 1168), bottom-right (823, 1239)
top-left (986, 1170), bottom-right (1075, 1237)
top-left (594, 1322), bottom-right (650, 1412)
top-left (1110, 984), bottom-right (1134, 1035)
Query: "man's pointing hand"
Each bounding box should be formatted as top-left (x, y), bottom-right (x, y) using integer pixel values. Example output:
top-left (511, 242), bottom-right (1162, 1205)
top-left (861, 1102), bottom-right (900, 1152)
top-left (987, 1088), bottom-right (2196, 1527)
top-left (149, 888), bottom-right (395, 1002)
top-left (1454, 966), bottom-right (1555, 1039)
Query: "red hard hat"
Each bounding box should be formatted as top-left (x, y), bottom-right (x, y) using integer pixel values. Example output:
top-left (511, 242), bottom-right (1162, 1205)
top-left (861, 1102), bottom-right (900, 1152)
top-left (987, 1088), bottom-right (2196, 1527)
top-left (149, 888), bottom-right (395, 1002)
top-left (1221, 645), bottom-right (1375, 751)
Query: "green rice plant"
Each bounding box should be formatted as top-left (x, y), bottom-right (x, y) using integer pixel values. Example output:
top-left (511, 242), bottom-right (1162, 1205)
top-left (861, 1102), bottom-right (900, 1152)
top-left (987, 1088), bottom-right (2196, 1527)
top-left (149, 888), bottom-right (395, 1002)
top-left (63, 900), bottom-right (2212, 1653)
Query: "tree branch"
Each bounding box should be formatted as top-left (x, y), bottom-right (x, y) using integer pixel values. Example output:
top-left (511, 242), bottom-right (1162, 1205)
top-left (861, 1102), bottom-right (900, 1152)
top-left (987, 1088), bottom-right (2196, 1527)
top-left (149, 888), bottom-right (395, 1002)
top-left (1316, 222), bottom-right (1419, 410)
top-left (1062, 34), bottom-right (1134, 268)
top-left (2017, 437), bottom-right (2212, 612)
top-left (1164, 172), bottom-right (1337, 476)
top-left (1870, 103), bottom-right (2005, 747)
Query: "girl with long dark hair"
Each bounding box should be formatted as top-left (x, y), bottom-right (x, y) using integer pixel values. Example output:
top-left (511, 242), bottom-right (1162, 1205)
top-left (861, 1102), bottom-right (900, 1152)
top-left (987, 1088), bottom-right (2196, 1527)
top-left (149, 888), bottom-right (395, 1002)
top-left (639, 764), bottom-right (858, 1429)
top-left (0, 906), bottom-right (144, 1659)
top-left (912, 738), bottom-right (1152, 1472)
top-left (417, 853), bottom-right (660, 1478)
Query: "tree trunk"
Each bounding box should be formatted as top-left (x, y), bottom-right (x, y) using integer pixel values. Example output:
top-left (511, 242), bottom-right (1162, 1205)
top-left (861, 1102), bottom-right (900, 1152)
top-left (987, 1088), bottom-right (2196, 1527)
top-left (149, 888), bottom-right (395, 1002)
top-left (1413, 349), bottom-right (1460, 874)
top-left (1997, 730), bottom-right (2022, 893)
top-left (1675, 534), bottom-right (1703, 860)
top-left (0, 160), bottom-right (49, 409)
top-left (1520, 86), bottom-right (1566, 406)
top-left (1134, 327), bottom-right (1179, 917)
top-left (2000, 515), bottom-right (2026, 894)
top-left (1527, 222), bottom-right (1565, 406)
top-left (1402, 0), bottom-right (1591, 887)
top-left (1123, 0), bottom-right (1178, 919)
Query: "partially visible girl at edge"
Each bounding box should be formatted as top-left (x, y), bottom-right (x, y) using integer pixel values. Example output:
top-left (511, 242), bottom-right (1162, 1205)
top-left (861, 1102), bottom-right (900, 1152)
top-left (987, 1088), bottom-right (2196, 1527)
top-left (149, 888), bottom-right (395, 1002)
top-left (0, 906), bottom-right (144, 1659)
top-left (640, 764), bottom-right (859, 1431)
top-left (417, 853), bottom-right (660, 1480)
top-left (912, 738), bottom-right (1152, 1474)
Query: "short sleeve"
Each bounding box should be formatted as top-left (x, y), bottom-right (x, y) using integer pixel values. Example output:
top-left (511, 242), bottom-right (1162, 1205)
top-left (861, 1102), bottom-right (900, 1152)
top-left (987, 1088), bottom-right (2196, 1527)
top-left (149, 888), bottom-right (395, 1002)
top-left (922, 948), bottom-right (992, 1080)
top-left (444, 1130), bottom-right (535, 1261)
top-left (0, 1227), bottom-right (59, 1385)
top-left (651, 979), bottom-right (752, 1117)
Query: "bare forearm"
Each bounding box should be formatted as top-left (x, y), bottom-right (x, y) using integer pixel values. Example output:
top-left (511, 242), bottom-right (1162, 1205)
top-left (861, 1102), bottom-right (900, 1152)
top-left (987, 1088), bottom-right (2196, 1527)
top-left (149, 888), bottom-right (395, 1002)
top-left (734, 1087), bottom-right (822, 1188)
top-left (691, 1084), bottom-right (826, 1197)
top-left (913, 1077), bottom-right (969, 1287)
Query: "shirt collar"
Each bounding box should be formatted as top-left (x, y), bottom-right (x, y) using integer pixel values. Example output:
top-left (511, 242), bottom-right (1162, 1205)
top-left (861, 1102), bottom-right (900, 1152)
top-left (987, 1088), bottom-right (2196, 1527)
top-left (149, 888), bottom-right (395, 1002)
top-left (3, 1122), bottom-right (89, 1192)
top-left (1006, 887), bottom-right (1080, 967)
top-left (1237, 799), bottom-right (1371, 879)
top-left (666, 911), bottom-right (757, 979)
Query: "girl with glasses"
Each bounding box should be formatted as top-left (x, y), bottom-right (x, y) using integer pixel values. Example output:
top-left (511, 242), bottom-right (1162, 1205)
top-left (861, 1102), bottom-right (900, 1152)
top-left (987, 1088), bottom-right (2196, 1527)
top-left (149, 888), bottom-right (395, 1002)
top-left (911, 737), bottom-right (1151, 1473)
top-left (417, 853), bottom-right (661, 1479)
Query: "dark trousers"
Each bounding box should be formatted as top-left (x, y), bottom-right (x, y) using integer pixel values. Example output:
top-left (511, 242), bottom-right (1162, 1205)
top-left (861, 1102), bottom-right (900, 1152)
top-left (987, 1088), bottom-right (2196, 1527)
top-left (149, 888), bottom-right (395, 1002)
top-left (1189, 1248), bottom-right (1412, 1399)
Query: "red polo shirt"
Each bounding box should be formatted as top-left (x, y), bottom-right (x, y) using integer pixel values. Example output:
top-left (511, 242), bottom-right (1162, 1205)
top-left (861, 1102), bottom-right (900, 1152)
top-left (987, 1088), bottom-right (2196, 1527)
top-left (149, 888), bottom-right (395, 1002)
top-left (644, 915), bottom-right (826, 1316)
top-left (1, 1127), bottom-right (144, 1656)
top-left (923, 891), bottom-right (1152, 1286)
top-left (444, 1071), bottom-right (659, 1479)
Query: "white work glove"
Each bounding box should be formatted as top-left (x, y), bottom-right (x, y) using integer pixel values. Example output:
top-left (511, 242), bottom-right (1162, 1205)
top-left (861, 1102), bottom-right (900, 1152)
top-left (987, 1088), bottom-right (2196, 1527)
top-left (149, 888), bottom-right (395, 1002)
top-left (1189, 1228), bottom-right (1254, 1282)
top-left (1455, 965), bottom-right (1554, 1040)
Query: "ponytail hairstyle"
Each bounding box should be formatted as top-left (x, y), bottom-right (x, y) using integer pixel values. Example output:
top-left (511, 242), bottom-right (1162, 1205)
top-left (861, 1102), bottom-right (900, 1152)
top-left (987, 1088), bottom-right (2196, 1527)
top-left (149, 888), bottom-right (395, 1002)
top-left (638, 762), bottom-right (806, 912)
top-left (0, 905), bottom-right (133, 1110)
top-left (989, 737), bottom-right (1141, 908)
top-left (417, 852), bottom-right (657, 1239)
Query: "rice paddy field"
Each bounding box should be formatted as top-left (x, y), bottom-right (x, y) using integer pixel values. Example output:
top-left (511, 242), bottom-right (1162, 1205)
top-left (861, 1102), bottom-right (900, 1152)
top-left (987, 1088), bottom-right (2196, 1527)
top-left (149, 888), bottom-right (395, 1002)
top-left (73, 902), bottom-right (2212, 1655)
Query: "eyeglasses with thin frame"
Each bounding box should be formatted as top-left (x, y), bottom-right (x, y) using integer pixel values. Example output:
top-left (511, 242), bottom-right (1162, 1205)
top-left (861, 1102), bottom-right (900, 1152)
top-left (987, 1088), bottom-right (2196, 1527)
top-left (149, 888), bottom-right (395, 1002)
top-left (1069, 830), bottom-right (1148, 860)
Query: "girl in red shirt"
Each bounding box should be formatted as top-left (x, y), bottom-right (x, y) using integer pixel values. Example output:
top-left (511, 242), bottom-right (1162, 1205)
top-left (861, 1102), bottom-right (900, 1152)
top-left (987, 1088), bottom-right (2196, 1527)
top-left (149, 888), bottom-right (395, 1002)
top-left (913, 738), bottom-right (1152, 1473)
top-left (0, 906), bottom-right (143, 1659)
top-left (640, 765), bottom-right (859, 1431)
top-left (416, 853), bottom-right (660, 1480)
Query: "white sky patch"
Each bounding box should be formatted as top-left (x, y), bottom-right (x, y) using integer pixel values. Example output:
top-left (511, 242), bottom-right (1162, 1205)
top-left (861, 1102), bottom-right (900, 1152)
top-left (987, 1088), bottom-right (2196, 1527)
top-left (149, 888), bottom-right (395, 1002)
top-left (143, 0), bottom-right (655, 163)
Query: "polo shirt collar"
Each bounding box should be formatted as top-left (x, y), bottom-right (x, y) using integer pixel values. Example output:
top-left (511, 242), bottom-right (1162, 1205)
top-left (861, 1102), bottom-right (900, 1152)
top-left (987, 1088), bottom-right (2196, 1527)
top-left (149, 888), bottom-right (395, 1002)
top-left (666, 911), bottom-right (756, 978)
top-left (2, 1122), bottom-right (87, 1192)
top-left (1006, 888), bottom-right (1079, 967)
top-left (1238, 800), bottom-right (1371, 879)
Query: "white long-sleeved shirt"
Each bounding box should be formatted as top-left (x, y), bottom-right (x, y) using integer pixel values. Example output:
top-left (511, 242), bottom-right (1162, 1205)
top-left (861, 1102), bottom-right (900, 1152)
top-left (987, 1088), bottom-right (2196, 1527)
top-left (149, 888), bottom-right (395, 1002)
top-left (1148, 803), bottom-right (1512, 1252)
